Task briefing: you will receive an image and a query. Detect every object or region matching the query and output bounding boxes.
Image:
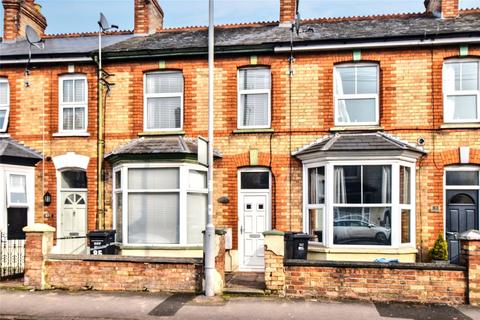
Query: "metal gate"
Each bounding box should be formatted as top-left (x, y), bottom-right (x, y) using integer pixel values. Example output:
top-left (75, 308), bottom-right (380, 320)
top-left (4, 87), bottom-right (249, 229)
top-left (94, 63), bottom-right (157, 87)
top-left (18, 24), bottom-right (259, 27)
top-left (0, 232), bottom-right (25, 279)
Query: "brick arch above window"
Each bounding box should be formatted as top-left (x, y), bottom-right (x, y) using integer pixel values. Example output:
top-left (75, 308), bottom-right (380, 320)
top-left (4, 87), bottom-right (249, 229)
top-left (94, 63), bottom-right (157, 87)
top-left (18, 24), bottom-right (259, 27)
top-left (433, 148), bottom-right (480, 167)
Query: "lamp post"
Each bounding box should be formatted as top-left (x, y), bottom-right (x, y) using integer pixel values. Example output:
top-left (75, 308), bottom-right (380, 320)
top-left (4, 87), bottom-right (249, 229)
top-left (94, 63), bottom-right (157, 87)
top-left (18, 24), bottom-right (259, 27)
top-left (204, 0), bottom-right (216, 297)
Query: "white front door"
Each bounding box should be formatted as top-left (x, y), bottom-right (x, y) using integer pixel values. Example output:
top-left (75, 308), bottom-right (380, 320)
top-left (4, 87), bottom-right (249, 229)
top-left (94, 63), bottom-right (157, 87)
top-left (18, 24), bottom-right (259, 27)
top-left (59, 192), bottom-right (87, 254)
top-left (239, 193), bottom-right (269, 270)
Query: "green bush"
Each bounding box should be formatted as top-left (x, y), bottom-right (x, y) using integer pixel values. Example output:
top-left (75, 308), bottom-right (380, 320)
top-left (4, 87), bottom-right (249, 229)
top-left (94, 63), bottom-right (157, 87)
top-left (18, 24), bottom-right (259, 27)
top-left (429, 234), bottom-right (448, 261)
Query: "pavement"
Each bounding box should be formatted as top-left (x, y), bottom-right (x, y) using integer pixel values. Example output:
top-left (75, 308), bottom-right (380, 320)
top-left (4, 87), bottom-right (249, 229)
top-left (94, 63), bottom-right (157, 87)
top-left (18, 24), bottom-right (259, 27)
top-left (1, 289), bottom-right (480, 320)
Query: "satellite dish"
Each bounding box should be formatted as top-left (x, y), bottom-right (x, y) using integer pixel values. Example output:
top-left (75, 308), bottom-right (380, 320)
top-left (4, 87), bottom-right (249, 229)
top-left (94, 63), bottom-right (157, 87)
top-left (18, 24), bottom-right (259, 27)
top-left (98, 13), bottom-right (118, 32)
top-left (26, 25), bottom-right (43, 47)
top-left (99, 13), bottom-right (110, 31)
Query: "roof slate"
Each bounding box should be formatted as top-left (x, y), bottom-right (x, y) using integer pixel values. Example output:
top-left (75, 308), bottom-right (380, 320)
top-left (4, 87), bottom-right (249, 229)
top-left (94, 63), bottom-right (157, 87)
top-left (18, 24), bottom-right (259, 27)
top-left (293, 132), bottom-right (425, 156)
top-left (0, 137), bottom-right (42, 161)
top-left (106, 136), bottom-right (222, 158)
top-left (0, 34), bottom-right (134, 58)
top-left (103, 13), bottom-right (480, 55)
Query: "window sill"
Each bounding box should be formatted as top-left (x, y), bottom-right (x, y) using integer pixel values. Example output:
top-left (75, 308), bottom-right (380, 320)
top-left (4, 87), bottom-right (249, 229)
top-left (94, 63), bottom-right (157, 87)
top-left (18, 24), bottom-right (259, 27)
top-left (330, 126), bottom-right (384, 132)
top-left (53, 132), bottom-right (90, 137)
top-left (233, 128), bottom-right (274, 134)
top-left (440, 123), bottom-right (480, 129)
top-left (119, 245), bottom-right (202, 250)
top-left (138, 131), bottom-right (185, 137)
top-left (0, 133), bottom-right (10, 138)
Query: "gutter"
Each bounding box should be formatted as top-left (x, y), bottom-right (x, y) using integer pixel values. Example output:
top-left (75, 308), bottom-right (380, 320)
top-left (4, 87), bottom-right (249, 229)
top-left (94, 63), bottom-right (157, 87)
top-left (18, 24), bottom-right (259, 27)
top-left (101, 46), bottom-right (274, 61)
top-left (275, 37), bottom-right (480, 52)
top-left (0, 56), bottom-right (92, 64)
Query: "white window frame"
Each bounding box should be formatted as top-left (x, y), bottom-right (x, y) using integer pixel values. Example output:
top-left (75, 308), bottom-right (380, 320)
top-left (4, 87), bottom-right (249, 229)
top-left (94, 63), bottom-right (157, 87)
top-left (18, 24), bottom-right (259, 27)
top-left (305, 166), bottom-right (326, 243)
top-left (443, 59), bottom-right (480, 123)
top-left (58, 74), bottom-right (88, 133)
top-left (113, 163), bottom-right (207, 247)
top-left (334, 63), bottom-right (380, 126)
top-left (303, 159), bottom-right (416, 249)
top-left (237, 67), bottom-right (272, 129)
top-left (6, 172), bottom-right (28, 208)
top-left (0, 78), bottom-right (10, 133)
top-left (143, 71), bottom-right (184, 132)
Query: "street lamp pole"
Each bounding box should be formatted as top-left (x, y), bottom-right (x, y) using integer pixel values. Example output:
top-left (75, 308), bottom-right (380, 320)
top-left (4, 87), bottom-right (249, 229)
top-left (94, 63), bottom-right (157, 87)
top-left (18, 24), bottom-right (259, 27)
top-left (204, 0), bottom-right (216, 297)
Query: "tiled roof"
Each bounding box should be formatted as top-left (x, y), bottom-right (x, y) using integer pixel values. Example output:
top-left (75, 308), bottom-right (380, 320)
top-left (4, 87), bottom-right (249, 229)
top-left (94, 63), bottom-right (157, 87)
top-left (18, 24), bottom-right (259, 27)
top-left (106, 136), bottom-right (222, 159)
top-left (0, 137), bottom-right (42, 163)
top-left (293, 132), bottom-right (425, 157)
top-left (103, 13), bottom-right (480, 55)
top-left (0, 33), bottom-right (134, 58)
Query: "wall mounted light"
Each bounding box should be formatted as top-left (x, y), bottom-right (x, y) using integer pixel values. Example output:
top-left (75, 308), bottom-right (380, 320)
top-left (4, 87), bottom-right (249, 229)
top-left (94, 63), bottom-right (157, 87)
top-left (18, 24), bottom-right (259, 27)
top-left (43, 191), bottom-right (52, 206)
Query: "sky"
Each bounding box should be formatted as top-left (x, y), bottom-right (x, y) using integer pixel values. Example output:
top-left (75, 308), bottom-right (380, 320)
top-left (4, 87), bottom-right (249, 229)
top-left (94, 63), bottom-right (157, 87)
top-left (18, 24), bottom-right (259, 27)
top-left (0, 0), bottom-right (479, 36)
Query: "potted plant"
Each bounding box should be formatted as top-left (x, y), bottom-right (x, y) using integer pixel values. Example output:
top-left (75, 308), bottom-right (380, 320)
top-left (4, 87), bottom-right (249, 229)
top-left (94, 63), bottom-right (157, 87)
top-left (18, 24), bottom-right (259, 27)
top-left (429, 234), bottom-right (449, 264)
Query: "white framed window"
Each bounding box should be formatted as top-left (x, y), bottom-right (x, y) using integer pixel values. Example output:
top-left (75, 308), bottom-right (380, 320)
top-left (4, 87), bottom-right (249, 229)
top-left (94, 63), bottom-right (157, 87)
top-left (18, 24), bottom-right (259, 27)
top-left (113, 163), bottom-right (207, 246)
top-left (334, 64), bottom-right (379, 126)
top-left (0, 78), bottom-right (10, 132)
top-left (144, 71), bottom-right (183, 131)
top-left (238, 67), bottom-right (271, 129)
top-left (303, 160), bottom-right (416, 249)
top-left (443, 59), bottom-right (480, 123)
top-left (59, 74), bottom-right (88, 132)
top-left (7, 173), bottom-right (28, 207)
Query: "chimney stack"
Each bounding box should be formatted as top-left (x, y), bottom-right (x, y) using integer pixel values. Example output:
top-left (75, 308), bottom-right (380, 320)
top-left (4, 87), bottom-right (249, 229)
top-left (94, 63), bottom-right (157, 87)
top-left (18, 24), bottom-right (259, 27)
top-left (2, 0), bottom-right (47, 42)
top-left (424, 0), bottom-right (459, 19)
top-left (279, 0), bottom-right (297, 26)
top-left (134, 0), bottom-right (164, 35)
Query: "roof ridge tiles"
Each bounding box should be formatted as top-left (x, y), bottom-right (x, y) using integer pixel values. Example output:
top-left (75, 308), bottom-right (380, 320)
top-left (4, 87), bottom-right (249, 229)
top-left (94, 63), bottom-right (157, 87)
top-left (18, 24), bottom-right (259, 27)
top-left (43, 30), bottom-right (133, 39)
top-left (301, 11), bottom-right (426, 24)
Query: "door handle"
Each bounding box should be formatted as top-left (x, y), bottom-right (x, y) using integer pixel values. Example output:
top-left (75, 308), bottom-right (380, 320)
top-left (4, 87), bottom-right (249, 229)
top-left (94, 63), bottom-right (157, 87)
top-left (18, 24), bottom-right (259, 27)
top-left (240, 226), bottom-right (243, 234)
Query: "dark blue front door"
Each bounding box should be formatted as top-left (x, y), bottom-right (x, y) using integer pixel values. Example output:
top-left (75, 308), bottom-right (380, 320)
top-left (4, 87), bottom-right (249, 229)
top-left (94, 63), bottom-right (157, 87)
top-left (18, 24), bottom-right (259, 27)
top-left (446, 190), bottom-right (478, 264)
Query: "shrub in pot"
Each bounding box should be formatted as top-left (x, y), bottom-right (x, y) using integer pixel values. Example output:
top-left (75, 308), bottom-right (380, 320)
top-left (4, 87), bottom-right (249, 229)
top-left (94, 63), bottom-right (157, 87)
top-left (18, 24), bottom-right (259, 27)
top-left (429, 234), bottom-right (448, 264)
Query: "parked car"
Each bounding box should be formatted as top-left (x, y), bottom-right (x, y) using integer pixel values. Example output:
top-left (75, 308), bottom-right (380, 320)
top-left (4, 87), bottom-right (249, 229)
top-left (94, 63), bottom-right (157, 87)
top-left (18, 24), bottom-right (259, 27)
top-left (334, 220), bottom-right (391, 244)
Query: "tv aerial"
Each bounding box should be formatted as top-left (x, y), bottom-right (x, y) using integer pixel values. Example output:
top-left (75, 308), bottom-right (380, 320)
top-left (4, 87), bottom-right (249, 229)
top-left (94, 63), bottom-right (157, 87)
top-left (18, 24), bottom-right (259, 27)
top-left (24, 25), bottom-right (45, 87)
top-left (98, 13), bottom-right (119, 92)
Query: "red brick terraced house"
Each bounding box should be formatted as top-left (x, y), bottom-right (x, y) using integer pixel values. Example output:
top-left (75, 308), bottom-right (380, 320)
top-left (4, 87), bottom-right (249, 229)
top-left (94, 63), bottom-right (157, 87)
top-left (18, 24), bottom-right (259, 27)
top-left (1, 0), bottom-right (480, 272)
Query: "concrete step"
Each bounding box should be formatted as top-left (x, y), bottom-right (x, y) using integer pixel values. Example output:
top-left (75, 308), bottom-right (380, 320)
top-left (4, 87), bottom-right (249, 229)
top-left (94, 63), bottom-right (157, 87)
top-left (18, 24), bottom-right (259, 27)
top-left (223, 287), bottom-right (266, 296)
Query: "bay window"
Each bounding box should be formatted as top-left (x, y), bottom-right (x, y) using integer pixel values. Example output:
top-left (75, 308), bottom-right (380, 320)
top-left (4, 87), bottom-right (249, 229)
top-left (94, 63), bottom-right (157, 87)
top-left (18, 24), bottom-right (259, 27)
top-left (238, 67), bottom-right (271, 129)
top-left (0, 78), bottom-right (9, 132)
top-left (334, 64), bottom-right (379, 125)
top-left (144, 71), bottom-right (183, 131)
top-left (113, 164), bottom-right (207, 246)
top-left (443, 60), bottom-right (480, 123)
top-left (304, 161), bottom-right (415, 248)
top-left (59, 75), bottom-right (88, 132)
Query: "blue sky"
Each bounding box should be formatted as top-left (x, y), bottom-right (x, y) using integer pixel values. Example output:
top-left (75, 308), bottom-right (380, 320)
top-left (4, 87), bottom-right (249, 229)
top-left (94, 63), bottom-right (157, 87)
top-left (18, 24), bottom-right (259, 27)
top-left (0, 0), bottom-right (479, 35)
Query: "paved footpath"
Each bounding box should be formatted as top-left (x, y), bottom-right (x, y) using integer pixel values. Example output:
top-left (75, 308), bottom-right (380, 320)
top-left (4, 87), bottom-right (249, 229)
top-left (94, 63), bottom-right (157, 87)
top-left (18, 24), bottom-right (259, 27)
top-left (1, 289), bottom-right (480, 320)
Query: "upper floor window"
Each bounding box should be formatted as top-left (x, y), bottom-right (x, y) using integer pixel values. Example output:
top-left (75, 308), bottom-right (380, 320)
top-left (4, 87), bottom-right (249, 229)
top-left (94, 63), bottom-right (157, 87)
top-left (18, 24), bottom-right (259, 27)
top-left (144, 71), bottom-right (183, 131)
top-left (0, 78), bottom-right (10, 132)
top-left (59, 74), bottom-right (88, 132)
top-left (238, 67), bottom-right (271, 129)
top-left (334, 64), bottom-right (379, 126)
top-left (444, 60), bottom-right (480, 123)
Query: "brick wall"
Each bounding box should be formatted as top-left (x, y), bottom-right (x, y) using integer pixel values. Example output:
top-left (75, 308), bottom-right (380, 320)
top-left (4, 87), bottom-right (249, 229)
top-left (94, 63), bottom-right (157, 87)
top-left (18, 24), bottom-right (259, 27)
top-left (285, 262), bottom-right (467, 304)
top-left (101, 45), bottom-right (480, 259)
top-left (45, 256), bottom-right (203, 292)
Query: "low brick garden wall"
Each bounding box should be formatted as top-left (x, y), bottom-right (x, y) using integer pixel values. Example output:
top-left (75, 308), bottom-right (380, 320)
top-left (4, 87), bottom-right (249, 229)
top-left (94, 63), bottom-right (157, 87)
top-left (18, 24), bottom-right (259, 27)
top-left (285, 260), bottom-right (467, 304)
top-left (264, 231), bottom-right (480, 305)
top-left (23, 224), bottom-right (227, 294)
top-left (45, 254), bottom-right (203, 292)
